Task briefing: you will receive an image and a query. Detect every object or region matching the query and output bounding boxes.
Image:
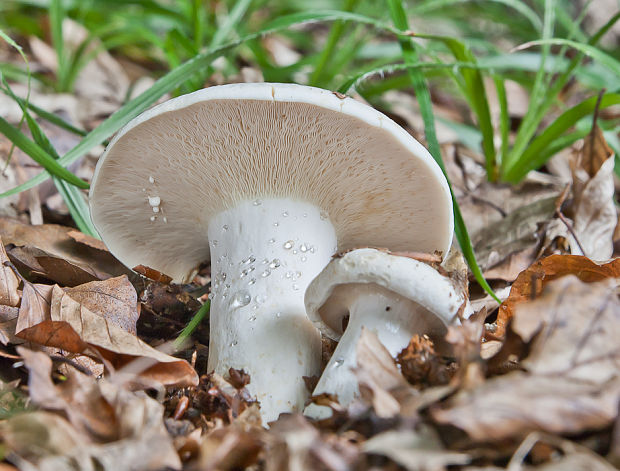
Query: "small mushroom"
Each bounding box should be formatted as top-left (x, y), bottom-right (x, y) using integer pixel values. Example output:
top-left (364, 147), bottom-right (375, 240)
top-left (305, 248), bottom-right (470, 418)
top-left (89, 83), bottom-right (453, 423)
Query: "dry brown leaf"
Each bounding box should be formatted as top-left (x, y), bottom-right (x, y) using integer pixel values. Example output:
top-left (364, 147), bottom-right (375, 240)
top-left (363, 428), bottom-right (470, 470)
top-left (16, 283), bottom-right (86, 351)
top-left (0, 305), bottom-right (21, 345)
top-left (566, 125), bottom-right (616, 260)
top-left (433, 276), bottom-right (620, 442)
top-left (2, 410), bottom-right (181, 471)
top-left (0, 218), bottom-right (129, 286)
top-left (474, 198), bottom-right (556, 281)
top-left (11, 347), bottom-right (181, 470)
top-left (512, 276), bottom-right (620, 383)
top-left (0, 236), bottom-right (19, 307)
top-left (264, 414), bottom-right (358, 471)
top-left (66, 230), bottom-right (108, 252)
top-left (354, 328), bottom-right (412, 418)
top-left (496, 255), bottom-right (620, 336)
top-left (396, 335), bottom-right (455, 387)
top-left (531, 452), bottom-right (618, 471)
top-left (63, 276), bottom-right (139, 334)
top-left (0, 411), bottom-right (85, 463)
top-left (133, 264), bottom-right (173, 284)
top-left (197, 425), bottom-right (263, 470)
top-left (16, 282), bottom-right (197, 387)
top-left (433, 371), bottom-right (620, 442)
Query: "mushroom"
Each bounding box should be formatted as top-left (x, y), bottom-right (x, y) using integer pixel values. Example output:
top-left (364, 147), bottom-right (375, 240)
top-left (89, 83), bottom-right (453, 423)
top-left (304, 248), bottom-right (470, 418)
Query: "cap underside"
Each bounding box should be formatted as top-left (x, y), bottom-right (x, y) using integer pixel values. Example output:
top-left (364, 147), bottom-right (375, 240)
top-left (91, 89), bottom-right (452, 282)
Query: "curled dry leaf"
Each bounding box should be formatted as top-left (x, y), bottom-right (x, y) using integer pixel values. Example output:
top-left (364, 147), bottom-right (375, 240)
top-left (264, 414), bottom-right (359, 471)
top-left (15, 281), bottom-right (197, 387)
top-left (568, 124), bottom-right (616, 260)
top-left (354, 328), bottom-right (411, 418)
top-left (433, 276), bottom-right (620, 442)
top-left (197, 422), bottom-right (263, 471)
top-left (0, 236), bottom-right (19, 307)
top-left (0, 219), bottom-right (129, 286)
top-left (66, 230), bottom-right (108, 252)
top-left (63, 275), bottom-right (139, 334)
top-left (496, 255), bottom-right (620, 336)
top-left (133, 264), bottom-right (173, 284)
top-left (191, 372), bottom-right (257, 425)
top-left (396, 335), bottom-right (455, 387)
top-left (512, 275), bottom-right (620, 383)
top-left (9, 347), bottom-right (181, 471)
top-left (363, 428), bottom-right (470, 471)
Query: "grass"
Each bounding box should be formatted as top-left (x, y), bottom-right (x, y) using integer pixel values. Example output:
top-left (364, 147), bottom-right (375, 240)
top-left (0, 0), bottom-right (619, 300)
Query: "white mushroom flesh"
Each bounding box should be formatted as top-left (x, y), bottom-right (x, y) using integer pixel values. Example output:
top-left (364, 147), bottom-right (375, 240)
top-left (207, 198), bottom-right (336, 423)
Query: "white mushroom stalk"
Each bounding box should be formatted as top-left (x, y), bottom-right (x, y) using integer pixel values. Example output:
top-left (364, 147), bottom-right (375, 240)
top-left (207, 198), bottom-right (336, 422)
top-left (304, 248), bottom-right (470, 419)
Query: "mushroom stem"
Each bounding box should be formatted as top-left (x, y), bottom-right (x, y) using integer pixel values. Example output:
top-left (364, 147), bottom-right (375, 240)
top-left (207, 198), bottom-right (337, 423)
top-left (306, 285), bottom-right (448, 418)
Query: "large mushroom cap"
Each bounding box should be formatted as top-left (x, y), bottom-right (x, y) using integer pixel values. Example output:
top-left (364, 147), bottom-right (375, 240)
top-left (90, 83), bottom-right (453, 282)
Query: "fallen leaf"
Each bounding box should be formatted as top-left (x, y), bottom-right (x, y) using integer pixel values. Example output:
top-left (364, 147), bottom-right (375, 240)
top-left (63, 276), bottom-right (139, 334)
top-left (16, 282), bottom-right (197, 387)
top-left (512, 276), bottom-right (620, 383)
top-left (133, 264), bottom-right (173, 284)
top-left (363, 428), bottom-right (470, 470)
top-left (67, 230), bottom-right (108, 252)
top-left (354, 328), bottom-right (412, 418)
top-left (0, 411), bottom-right (85, 462)
top-left (264, 414), bottom-right (358, 471)
top-left (396, 335), bottom-right (455, 387)
top-left (0, 305), bottom-right (21, 345)
top-left (197, 424), bottom-right (263, 470)
top-left (0, 236), bottom-right (19, 307)
top-left (531, 452), bottom-right (618, 471)
top-left (433, 371), bottom-right (620, 442)
top-left (566, 124), bottom-right (616, 260)
top-left (433, 277), bottom-right (620, 442)
top-left (0, 218), bottom-right (129, 286)
top-left (10, 347), bottom-right (182, 470)
top-left (191, 372), bottom-right (257, 425)
top-left (1, 410), bottom-right (181, 471)
top-left (474, 197), bottom-right (556, 281)
top-left (497, 255), bottom-right (620, 336)
top-left (16, 283), bottom-right (85, 352)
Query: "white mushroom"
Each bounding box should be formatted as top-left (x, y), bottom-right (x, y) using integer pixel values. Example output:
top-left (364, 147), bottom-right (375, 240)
top-left (305, 248), bottom-right (470, 419)
top-left (89, 83), bottom-right (453, 423)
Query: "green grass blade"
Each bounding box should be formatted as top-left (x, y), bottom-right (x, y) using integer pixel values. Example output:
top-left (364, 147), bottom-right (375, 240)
top-left (338, 61), bottom-right (497, 94)
top-left (55, 179), bottom-right (98, 237)
top-left (513, 38), bottom-right (620, 77)
top-left (416, 33), bottom-right (497, 179)
top-left (20, 98), bottom-right (87, 136)
top-left (494, 76), bottom-right (509, 164)
top-left (209, 0), bottom-right (252, 47)
top-left (386, 0), bottom-right (499, 302)
top-left (0, 117), bottom-right (89, 189)
top-left (501, 11), bottom-right (620, 178)
top-left (410, 0), bottom-right (542, 31)
top-left (309, 0), bottom-right (360, 87)
top-left (1, 76), bottom-right (98, 236)
top-left (174, 300), bottom-right (210, 349)
top-left (504, 0), bottom-right (555, 173)
top-left (503, 92), bottom-right (620, 182)
top-left (49, 0), bottom-right (69, 91)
